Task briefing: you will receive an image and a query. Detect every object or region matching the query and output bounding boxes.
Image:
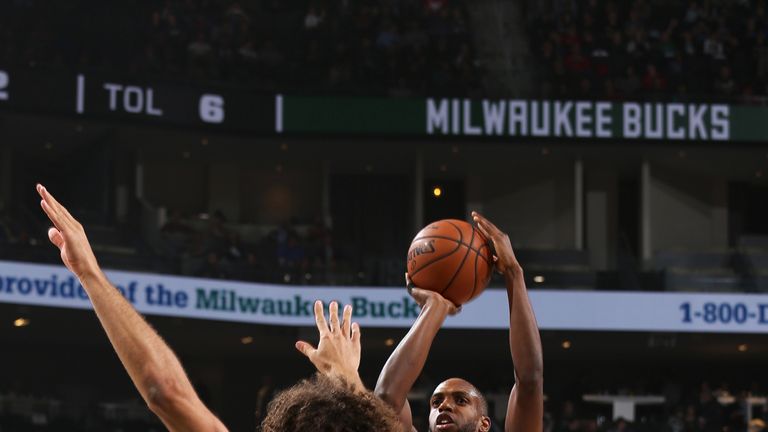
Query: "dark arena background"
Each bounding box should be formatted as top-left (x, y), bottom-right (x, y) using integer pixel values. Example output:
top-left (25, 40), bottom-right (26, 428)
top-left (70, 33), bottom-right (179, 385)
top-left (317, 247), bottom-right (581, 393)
top-left (2, 0), bottom-right (768, 431)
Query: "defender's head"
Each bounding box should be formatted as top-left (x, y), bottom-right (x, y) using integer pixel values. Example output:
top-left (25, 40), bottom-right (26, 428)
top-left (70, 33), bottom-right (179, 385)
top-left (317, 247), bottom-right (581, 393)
top-left (429, 378), bottom-right (490, 432)
top-left (261, 373), bottom-right (400, 432)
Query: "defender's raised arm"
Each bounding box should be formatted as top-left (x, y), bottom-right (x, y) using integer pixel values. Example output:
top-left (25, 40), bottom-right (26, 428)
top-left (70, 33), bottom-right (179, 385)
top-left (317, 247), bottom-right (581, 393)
top-left (38, 184), bottom-right (227, 432)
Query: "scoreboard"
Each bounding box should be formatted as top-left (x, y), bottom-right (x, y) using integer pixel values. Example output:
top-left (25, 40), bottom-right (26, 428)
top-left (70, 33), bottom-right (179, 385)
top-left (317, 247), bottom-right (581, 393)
top-left (2, 66), bottom-right (766, 143)
top-left (0, 67), bottom-right (278, 133)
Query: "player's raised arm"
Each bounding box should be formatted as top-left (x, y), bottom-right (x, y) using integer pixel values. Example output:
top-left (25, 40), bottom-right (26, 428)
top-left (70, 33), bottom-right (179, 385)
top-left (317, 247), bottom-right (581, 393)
top-left (374, 276), bottom-right (459, 431)
top-left (36, 184), bottom-right (227, 432)
top-left (295, 300), bottom-right (366, 392)
top-left (473, 211), bottom-right (543, 432)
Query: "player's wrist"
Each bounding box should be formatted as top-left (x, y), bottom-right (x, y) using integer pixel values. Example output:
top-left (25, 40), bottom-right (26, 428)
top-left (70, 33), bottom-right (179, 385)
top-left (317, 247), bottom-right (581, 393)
top-left (77, 266), bottom-right (107, 287)
top-left (503, 263), bottom-right (523, 280)
top-left (424, 297), bottom-right (452, 315)
top-left (329, 370), bottom-right (365, 392)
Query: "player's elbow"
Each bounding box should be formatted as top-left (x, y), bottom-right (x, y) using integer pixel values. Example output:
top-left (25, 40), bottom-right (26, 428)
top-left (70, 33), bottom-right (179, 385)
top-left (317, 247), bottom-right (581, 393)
top-left (374, 386), bottom-right (402, 411)
top-left (144, 374), bottom-right (191, 417)
top-left (516, 369), bottom-right (544, 393)
top-left (374, 387), bottom-right (393, 404)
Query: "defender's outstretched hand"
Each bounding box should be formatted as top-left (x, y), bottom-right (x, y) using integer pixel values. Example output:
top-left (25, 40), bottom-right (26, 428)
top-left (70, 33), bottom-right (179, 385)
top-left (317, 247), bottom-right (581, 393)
top-left (37, 184), bottom-right (100, 280)
top-left (472, 211), bottom-right (521, 275)
top-left (36, 184), bottom-right (228, 431)
top-left (296, 301), bottom-right (364, 391)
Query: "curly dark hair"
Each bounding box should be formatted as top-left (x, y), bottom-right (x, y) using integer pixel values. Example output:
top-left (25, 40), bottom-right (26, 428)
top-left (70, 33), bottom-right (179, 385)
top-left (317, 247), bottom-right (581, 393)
top-left (261, 373), bottom-right (401, 432)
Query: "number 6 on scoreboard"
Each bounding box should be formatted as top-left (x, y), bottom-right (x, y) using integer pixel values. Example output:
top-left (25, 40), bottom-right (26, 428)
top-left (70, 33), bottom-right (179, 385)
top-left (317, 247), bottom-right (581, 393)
top-left (0, 70), bottom-right (9, 101)
top-left (199, 94), bottom-right (224, 123)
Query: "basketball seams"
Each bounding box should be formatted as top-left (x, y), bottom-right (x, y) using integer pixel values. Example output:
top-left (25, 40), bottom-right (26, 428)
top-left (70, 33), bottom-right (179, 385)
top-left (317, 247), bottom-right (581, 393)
top-left (441, 221), bottom-right (475, 295)
top-left (470, 246), bottom-right (479, 300)
top-left (412, 235), bottom-right (492, 265)
top-left (469, 235), bottom-right (478, 300)
top-left (472, 243), bottom-right (493, 296)
top-left (409, 240), bottom-right (462, 278)
top-left (409, 222), bottom-right (464, 278)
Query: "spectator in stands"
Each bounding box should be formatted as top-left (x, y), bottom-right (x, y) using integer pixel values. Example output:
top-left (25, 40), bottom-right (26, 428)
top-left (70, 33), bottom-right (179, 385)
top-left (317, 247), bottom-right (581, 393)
top-left (602, 79), bottom-right (620, 100)
top-left (197, 252), bottom-right (228, 279)
top-left (402, 20), bottom-right (429, 50)
top-left (528, 0), bottom-right (764, 100)
top-left (616, 65), bottom-right (640, 97)
top-left (223, 233), bottom-right (244, 263)
top-left (424, 0), bottom-right (448, 14)
top-left (304, 4), bottom-right (325, 31)
top-left (2, 0), bottom-right (481, 97)
top-left (258, 39), bottom-right (285, 70)
top-left (642, 63), bottom-right (667, 94)
top-left (254, 375), bottom-right (275, 424)
top-left (306, 217), bottom-right (332, 266)
top-left (555, 400), bottom-right (578, 432)
top-left (714, 65), bottom-right (736, 97)
top-left (233, 251), bottom-right (261, 282)
top-left (278, 234), bottom-right (307, 273)
top-left (188, 32), bottom-right (213, 59)
top-left (751, 419), bottom-right (767, 432)
top-left (607, 418), bottom-right (633, 432)
top-left (161, 210), bottom-right (194, 235)
top-left (698, 382), bottom-right (724, 431)
top-left (203, 210), bottom-right (229, 253)
top-left (375, 20), bottom-right (399, 50)
top-left (703, 31), bottom-right (726, 62)
top-left (667, 408), bottom-right (685, 432)
top-left (0, 209), bottom-right (14, 243)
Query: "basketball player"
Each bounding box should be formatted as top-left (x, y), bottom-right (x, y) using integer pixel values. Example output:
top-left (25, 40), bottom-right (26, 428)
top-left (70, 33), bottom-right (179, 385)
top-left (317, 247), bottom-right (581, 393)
top-left (36, 184), bottom-right (399, 432)
top-left (375, 211), bottom-right (543, 432)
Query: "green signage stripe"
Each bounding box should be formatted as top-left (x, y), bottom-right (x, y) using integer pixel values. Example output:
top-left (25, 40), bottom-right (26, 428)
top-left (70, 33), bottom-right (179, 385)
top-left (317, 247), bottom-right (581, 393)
top-left (731, 105), bottom-right (768, 142)
top-left (281, 96), bottom-right (768, 142)
top-left (283, 96), bottom-right (423, 134)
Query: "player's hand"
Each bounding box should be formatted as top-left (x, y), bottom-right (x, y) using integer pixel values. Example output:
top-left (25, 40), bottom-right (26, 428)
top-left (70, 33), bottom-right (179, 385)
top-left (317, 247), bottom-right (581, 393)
top-left (405, 273), bottom-right (461, 315)
top-left (37, 184), bottom-right (101, 281)
top-left (295, 301), bottom-right (364, 391)
top-left (472, 211), bottom-right (521, 276)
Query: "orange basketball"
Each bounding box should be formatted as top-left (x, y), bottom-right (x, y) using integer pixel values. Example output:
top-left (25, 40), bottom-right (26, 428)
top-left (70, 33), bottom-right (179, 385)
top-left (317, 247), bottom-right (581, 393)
top-left (406, 219), bottom-right (494, 306)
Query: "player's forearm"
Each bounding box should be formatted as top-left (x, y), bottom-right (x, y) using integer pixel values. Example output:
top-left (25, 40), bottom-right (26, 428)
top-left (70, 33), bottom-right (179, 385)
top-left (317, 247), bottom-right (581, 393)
top-left (79, 270), bottom-right (199, 410)
top-left (505, 267), bottom-right (543, 389)
top-left (374, 301), bottom-right (450, 410)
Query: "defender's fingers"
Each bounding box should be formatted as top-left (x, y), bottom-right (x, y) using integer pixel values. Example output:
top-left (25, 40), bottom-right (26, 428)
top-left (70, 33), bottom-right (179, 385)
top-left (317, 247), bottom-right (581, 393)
top-left (38, 185), bottom-right (62, 217)
top-left (313, 300), bottom-right (329, 334)
top-left (39, 185), bottom-right (62, 211)
top-left (351, 322), bottom-right (361, 345)
top-left (295, 341), bottom-right (317, 358)
top-left (48, 228), bottom-right (64, 249)
top-left (40, 200), bottom-right (62, 231)
top-left (39, 185), bottom-right (78, 229)
top-left (341, 304), bottom-right (352, 337)
top-left (329, 301), bottom-right (340, 333)
top-left (39, 187), bottom-right (71, 231)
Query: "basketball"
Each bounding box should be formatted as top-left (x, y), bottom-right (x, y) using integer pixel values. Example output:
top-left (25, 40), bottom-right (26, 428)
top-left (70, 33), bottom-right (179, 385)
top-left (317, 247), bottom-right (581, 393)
top-left (406, 219), bottom-right (494, 305)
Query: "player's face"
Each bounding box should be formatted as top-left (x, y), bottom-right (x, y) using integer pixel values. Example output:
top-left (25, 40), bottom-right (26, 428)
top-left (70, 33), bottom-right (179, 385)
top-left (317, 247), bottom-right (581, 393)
top-left (428, 379), bottom-right (490, 432)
